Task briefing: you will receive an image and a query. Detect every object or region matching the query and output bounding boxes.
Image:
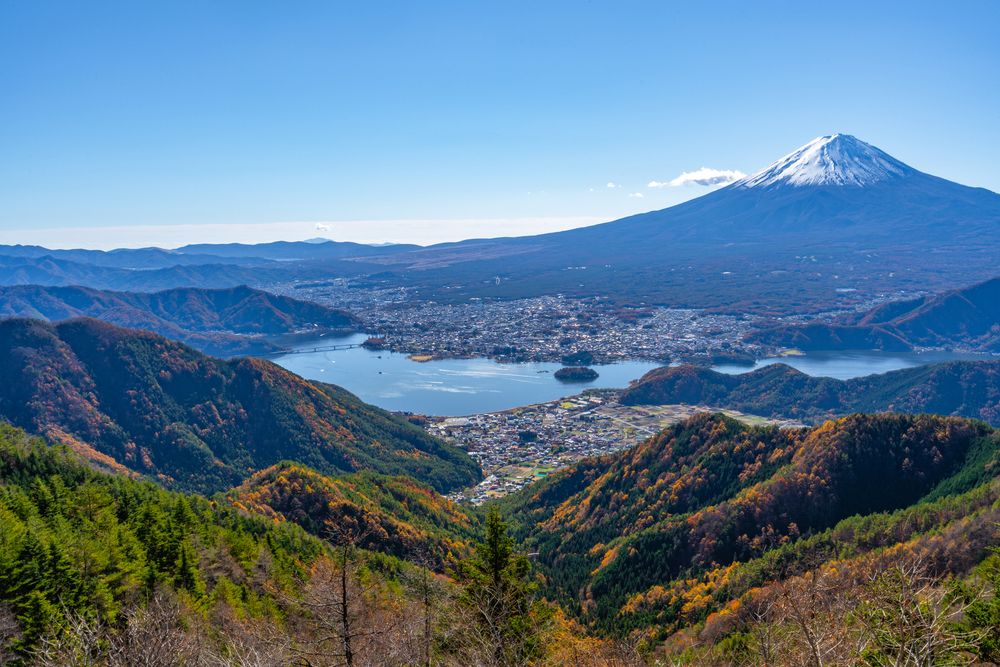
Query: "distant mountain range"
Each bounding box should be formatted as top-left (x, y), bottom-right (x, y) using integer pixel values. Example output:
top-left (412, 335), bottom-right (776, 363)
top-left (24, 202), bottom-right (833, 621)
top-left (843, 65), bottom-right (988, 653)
top-left (0, 253), bottom-right (287, 290)
top-left (5, 136), bottom-right (1000, 660)
top-left (0, 239), bottom-right (415, 267)
top-left (0, 244), bottom-right (270, 268)
top-left (0, 317), bottom-right (480, 493)
top-left (0, 242), bottom-right (393, 291)
top-left (0, 284), bottom-right (359, 356)
top-left (3, 136), bottom-right (998, 313)
top-left (503, 412), bottom-right (1000, 634)
top-left (174, 239), bottom-right (419, 261)
top-left (619, 361), bottom-right (1000, 425)
top-left (750, 277), bottom-right (1000, 352)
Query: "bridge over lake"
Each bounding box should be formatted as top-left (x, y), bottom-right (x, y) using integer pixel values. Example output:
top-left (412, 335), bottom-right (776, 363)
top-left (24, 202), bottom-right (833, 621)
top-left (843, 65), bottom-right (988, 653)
top-left (269, 342), bottom-right (362, 356)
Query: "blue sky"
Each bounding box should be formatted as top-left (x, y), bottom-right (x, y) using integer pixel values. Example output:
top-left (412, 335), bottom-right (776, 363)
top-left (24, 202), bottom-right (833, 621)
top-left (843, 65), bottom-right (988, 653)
top-left (2, 1), bottom-right (999, 248)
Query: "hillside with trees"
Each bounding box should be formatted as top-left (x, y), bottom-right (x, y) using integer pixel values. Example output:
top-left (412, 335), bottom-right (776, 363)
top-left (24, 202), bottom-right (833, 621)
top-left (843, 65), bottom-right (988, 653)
top-left (749, 276), bottom-right (1000, 352)
top-left (0, 284), bottom-right (359, 356)
top-left (499, 412), bottom-right (1000, 650)
top-left (229, 462), bottom-right (482, 567)
top-left (620, 361), bottom-right (1000, 426)
top-left (0, 424), bottom-right (637, 666)
top-left (0, 317), bottom-right (479, 494)
top-left (0, 422), bottom-right (326, 662)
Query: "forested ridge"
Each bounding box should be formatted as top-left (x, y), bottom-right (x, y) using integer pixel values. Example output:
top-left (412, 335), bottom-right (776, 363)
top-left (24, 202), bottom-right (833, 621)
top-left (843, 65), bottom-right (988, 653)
top-left (0, 317), bottom-right (479, 494)
top-left (2, 406), bottom-right (999, 664)
top-left (229, 462), bottom-right (482, 567)
top-left (500, 412), bottom-right (1000, 654)
top-left (0, 423), bottom-right (323, 661)
top-left (0, 425), bottom-right (640, 665)
top-left (621, 361), bottom-right (1000, 426)
top-left (749, 276), bottom-right (1000, 352)
top-left (0, 283), bottom-right (360, 356)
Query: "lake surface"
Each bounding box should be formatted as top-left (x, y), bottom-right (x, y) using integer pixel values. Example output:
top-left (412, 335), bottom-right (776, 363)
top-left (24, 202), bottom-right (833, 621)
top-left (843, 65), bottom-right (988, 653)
top-left (271, 333), bottom-right (661, 416)
top-left (272, 334), bottom-right (997, 414)
top-left (711, 350), bottom-right (996, 380)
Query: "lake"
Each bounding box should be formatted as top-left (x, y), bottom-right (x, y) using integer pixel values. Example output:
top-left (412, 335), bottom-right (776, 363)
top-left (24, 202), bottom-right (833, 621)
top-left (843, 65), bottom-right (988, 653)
top-left (711, 349), bottom-right (996, 380)
top-left (272, 334), bottom-right (997, 414)
top-left (271, 333), bottom-right (661, 416)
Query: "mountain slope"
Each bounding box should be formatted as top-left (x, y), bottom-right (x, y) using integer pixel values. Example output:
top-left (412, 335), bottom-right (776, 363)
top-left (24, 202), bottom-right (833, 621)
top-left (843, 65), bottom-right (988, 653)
top-left (0, 254), bottom-right (281, 290)
top-left (747, 322), bottom-right (913, 352)
top-left (500, 413), bottom-right (1000, 634)
top-left (0, 254), bottom-right (377, 292)
top-left (619, 361), bottom-right (1000, 425)
top-left (0, 284), bottom-right (359, 356)
top-left (0, 423), bottom-right (624, 665)
top-left (361, 135), bottom-right (1000, 310)
top-left (735, 133), bottom-right (910, 188)
top-left (229, 463), bottom-right (480, 566)
top-left (0, 317), bottom-right (480, 494)
top-left (751, 276), bottom-right (1000, 351)
top-left (0, 423), bottom-right (331, 657)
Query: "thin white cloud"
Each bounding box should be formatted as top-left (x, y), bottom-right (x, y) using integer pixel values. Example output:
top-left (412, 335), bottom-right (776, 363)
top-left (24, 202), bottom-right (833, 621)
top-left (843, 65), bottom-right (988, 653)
top-left (628, 192), bottom-right (644, 198)
top-left (314, 223), bottom-right (331, 232)
top-left (606, 181), bottom-right (621, 189)
top-left (649, 167), bottom-right (747, 188)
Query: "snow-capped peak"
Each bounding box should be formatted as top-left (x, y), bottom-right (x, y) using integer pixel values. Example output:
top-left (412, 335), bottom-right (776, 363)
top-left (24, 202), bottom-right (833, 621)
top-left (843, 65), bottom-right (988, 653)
top-left (735, 134), bottom-right (913, 188)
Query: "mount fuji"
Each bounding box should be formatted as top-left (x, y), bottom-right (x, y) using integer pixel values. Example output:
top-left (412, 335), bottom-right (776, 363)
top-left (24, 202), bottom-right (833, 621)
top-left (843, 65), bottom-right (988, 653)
top-left (735, 133), bottom-right (910, 188)
top-left (370, 134), bottom-right (1000, 310)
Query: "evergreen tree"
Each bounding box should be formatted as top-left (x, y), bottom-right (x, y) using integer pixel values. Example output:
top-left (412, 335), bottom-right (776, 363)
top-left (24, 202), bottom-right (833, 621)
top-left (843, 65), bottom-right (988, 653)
top-left (8, 532), bottom-right (47, 601)
top-left (45, 541), bottom-right (81, 606)
top-left (960, 550), bottom-right (1000, 664)
top-left (173, 541), bottom-right (204, 596)
top-left (13, 590), bottom-right (56, 654)
top-left (453, 508), bottom-right (550, 666)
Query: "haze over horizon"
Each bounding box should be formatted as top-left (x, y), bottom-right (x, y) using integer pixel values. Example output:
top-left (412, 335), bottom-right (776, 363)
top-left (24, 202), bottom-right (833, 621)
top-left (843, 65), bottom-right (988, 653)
top-left (0, 216), bottom-right (607, 251)
top-left (3, 1), bottom-right (999, 248)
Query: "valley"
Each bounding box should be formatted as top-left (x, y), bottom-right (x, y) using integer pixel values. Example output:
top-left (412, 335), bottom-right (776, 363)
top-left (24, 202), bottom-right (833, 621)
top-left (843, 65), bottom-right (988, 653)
top-left (2, 135), bottom-right (1000, 665)
top-left (7, 6), bottom-right (1000, 664)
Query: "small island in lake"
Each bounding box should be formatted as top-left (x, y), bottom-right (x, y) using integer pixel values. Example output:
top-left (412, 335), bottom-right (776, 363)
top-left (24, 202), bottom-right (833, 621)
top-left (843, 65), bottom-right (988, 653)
top-left (554, 366), bottom-right (599, 382)
top-left (361, 336), bottom-right (388, 350)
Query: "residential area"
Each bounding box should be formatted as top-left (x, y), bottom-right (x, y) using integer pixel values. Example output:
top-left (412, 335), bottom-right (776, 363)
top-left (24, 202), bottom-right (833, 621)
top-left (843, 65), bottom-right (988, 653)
top-left (424, 389), bottom-right (804, 503)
